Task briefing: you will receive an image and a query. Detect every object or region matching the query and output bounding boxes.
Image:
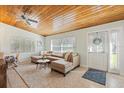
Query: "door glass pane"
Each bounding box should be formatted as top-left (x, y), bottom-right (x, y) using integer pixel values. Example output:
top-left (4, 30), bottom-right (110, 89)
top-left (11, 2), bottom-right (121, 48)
top-left (109, 31), bottom-right (119, 72)
top-left (88, 32), bottom-right (105, 53)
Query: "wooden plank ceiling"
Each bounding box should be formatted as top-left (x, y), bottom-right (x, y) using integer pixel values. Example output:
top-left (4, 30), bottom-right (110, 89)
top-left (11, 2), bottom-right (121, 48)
top-left (0, 5), bottom-right (124, 36)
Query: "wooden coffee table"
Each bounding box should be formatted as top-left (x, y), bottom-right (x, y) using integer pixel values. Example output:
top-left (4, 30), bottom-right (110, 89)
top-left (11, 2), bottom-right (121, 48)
top-left (36, 59), bottom-right (50, 69)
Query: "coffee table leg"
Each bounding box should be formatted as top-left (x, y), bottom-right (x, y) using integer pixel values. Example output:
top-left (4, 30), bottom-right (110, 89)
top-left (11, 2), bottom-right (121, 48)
top-left (47, 63), bottom-right (49, 69)
top-left (38, 63), bottom-right (43, 69)
top-left (47, 63), bottom-right (49, 68)
top-left (44, 63), bottom-right (46, 69)
top-left (36, 64), bottom-right (38, 70)
top-left (44, 63), bottom-right (47, 69)
top-left (40, 64), bottom-right (42, 69)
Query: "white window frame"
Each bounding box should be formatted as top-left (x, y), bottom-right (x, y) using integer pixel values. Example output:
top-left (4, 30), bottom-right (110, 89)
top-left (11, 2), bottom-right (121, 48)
top-left (51, 37), bottom-right (76, 53)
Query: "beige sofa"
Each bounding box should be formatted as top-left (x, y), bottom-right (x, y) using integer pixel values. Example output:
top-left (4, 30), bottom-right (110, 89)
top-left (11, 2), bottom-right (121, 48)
top-left (50, 52), bottom-right (80, 76)
top-left (31, 51), bottom-right (80, 76)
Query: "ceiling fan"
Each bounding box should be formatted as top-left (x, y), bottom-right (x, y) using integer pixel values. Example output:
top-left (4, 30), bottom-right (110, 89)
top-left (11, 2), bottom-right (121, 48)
top-left (20, 13), bottom-right (38, 25)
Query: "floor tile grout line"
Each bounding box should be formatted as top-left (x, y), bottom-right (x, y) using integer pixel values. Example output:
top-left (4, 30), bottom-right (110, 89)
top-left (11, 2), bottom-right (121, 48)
top-left (7, 76), bottom-right (12, 88)
top-left (12, 67), bottom-right (30, 88)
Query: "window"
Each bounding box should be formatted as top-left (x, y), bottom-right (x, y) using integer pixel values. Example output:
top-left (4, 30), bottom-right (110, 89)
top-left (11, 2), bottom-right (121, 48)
top-left (62, 37), bottom-right (75, 52)
top-left (109, 30), bottom-right (119, 72)
top-left (88, 32), bottom-right (106, 53)
top-left (51, 39), bottom-right (61, 52)
top-left (10, 37), bottom-right (43, 53)
top-left (51, 37), bottom-right (75, 52)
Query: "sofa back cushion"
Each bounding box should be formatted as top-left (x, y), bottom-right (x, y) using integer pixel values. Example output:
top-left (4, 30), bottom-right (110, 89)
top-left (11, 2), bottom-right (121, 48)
top-left (52, 52), bottom-right (63, 58)
top-left (46, 51), bottom-right (53, 56)
top-left (41, 51), bottom-right (53, 56)
top-left (72, 53), bottom-right (78, 57)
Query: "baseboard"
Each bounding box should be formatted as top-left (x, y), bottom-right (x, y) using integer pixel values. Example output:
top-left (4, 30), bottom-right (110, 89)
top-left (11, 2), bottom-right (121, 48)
top-left (80, 64), bottom-right (88, 68)
top-left (120, 72), bottom-right (124, 77)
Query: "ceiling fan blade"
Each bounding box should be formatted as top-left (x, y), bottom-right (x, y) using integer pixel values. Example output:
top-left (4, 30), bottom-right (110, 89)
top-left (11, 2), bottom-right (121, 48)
top-left (26, 20), bottom-right (31, 25)
top-left (28, 18), bottom-right (38, 23)
top-left (21, 15), bottom-right (26, 20)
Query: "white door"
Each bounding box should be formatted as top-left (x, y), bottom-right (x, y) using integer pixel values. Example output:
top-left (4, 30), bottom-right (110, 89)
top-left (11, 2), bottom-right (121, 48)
top-left (87, 31), bottom-right (108, 71)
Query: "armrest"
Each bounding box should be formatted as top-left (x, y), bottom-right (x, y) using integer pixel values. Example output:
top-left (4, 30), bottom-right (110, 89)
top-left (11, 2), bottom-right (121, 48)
top-left (72, 55), bottom-right (80, 67)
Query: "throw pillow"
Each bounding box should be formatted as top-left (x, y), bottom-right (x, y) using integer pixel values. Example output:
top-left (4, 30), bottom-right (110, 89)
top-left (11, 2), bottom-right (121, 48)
top-left (64, 52), bottom-right (71, 61)
top-left (67, 53), bottom-right (73, 62)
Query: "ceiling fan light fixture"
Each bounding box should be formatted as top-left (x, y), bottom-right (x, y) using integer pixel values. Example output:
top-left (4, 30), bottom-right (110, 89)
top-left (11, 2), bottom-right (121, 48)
top-left (20, 13), bottom-right (39, 28)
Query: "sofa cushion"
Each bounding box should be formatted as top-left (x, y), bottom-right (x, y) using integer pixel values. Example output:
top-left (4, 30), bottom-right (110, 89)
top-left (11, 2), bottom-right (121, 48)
top-left (41, 51), bottom-right (53, 56)
top-left (51, 52), bottom-right (63, 58)
top-left (72, 53), bottom-right (78, 57)
top-left (31, 56), bottom-right (43, 60)
top-left (47, 56), bottom-right (63, 61)
top-left (46, 51), bottom-right (53, 56)
top-left (52, 59), bottom-right (73, 69)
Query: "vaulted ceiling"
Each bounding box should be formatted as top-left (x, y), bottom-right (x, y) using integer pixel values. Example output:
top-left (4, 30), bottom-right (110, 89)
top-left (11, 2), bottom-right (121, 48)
top-left (0, 5), bottom-right (124, 36)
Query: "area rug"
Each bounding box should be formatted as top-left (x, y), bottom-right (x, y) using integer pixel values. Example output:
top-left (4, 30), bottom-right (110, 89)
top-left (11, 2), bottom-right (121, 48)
top-left (82, 68), bottom-right (106, 85)
top-left (13, 63), bottom-right (104, 88)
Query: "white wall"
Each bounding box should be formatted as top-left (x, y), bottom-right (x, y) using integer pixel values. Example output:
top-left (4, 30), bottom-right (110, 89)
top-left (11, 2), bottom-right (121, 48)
top-left (45, 20), bottom-right (124, 73)
top-left (0, 22), bottom-right (45, 62)
top-left (119, 25), bottom-right (124, 76)
top-left (1, 20), bottom-right (124, 75)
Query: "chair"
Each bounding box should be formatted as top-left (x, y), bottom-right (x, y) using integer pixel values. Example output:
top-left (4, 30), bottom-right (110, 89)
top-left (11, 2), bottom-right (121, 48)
top-left (15, 53), bottom-right (19, 62)
top-left (14, 53), bottom-right (20, 67)
top-left (5, 53), bottom-right (19, 68)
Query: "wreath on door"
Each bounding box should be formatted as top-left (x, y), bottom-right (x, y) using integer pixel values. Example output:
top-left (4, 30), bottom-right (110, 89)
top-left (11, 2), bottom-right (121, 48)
top-left (93, 38), bottom-right (102, 45)
top-left (93, 32), bottom-right (102, 45)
